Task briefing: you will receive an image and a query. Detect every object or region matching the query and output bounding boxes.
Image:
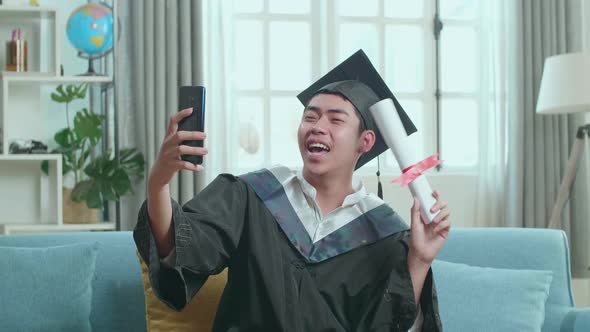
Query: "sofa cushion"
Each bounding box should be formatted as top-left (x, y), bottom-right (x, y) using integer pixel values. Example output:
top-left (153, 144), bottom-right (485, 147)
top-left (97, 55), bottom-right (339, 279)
top-left (0, 242), bottom-right (99, 332)
top-left (136, 251), bottom-right (227, 331)
top-left (0, 232), bottom-right (147, 332)
top-left (433, 259), bottom-right (553, 332)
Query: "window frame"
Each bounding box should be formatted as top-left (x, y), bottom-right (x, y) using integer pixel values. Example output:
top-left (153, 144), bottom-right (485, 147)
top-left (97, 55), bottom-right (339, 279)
top-left (230, 0), bottom-right (485, 176)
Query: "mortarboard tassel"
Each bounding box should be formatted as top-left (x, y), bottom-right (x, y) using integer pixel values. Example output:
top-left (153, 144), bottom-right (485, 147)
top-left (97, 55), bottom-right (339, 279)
top-left (377, 156), bottom-right (383, 200)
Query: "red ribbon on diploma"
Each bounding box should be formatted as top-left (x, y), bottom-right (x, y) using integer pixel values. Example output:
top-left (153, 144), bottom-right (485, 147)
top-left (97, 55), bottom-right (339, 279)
top-left (392, 153), bottom-right (443, 187)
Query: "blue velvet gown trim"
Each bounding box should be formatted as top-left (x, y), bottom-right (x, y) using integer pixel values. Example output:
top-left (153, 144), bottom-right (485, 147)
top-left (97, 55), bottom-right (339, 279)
top-left (239, 168), bottom-right (409, 263)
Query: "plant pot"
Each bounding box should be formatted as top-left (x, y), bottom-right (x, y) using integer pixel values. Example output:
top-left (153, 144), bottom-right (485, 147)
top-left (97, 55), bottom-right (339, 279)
top-left (62, 188), bottom-right (100, 224)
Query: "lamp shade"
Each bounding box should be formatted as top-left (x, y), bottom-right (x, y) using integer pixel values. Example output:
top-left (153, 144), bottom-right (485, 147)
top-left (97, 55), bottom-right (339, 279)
top-left (536, 52), bottom-right (590, 114)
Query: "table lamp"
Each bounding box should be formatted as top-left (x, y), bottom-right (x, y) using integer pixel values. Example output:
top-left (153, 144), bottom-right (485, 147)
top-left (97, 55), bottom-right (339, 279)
top-left (536, 52), bottom-right (590, 229)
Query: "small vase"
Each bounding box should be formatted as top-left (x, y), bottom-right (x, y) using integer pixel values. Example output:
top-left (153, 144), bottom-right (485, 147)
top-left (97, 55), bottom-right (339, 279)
top-left (62, 188), bottom-right (100, 224)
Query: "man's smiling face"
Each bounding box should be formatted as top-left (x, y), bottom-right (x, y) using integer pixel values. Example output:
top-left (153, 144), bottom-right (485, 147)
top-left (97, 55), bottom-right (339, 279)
top-left (298, 93), bottom-right (374, 177)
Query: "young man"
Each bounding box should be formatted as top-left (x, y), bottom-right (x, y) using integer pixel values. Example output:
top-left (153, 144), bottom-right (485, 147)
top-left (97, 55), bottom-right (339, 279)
top-left (135, 50), bottom-right (450, 331)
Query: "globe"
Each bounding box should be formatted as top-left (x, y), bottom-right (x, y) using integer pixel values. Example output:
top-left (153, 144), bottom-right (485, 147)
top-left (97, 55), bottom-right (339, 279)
top-left (66, 3), bottom-right (114, 75)
top-left (67, 3), bottom-right (113, 57)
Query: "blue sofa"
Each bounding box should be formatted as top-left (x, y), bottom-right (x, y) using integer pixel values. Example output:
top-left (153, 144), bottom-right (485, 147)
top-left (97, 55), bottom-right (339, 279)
top-left (436, 228), bottom-right (590, 332)
top-left (0, 228), bottom-right (588, 331)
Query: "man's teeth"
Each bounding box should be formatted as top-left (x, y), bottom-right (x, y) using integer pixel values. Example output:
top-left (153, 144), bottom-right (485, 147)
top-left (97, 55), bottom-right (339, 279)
top-left (309, 143), bottom-right (329, 151)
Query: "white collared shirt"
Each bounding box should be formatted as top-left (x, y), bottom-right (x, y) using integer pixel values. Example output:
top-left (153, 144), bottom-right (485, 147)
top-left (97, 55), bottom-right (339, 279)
top-left (267, 165), bottom-right (383, 243)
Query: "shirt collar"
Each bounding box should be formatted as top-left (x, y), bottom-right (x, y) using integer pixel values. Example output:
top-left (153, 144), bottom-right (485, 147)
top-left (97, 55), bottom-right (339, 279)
top-left (295, 170), bottom-right (367, 208)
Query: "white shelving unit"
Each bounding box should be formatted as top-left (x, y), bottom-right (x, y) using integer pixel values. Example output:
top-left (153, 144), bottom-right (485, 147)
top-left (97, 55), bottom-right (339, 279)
top-left (0, 5), bottom-right (115, 234)
top-left (0, 72), bottom-right (112, 155)
top-left (0, 153), bottom-right (61, 228)
top-left (0, 222), bottom-right (116, 235)
top-left (0, 6), bottom-right (59, 75)
top-left (0, 71), bottom-right (113, 83)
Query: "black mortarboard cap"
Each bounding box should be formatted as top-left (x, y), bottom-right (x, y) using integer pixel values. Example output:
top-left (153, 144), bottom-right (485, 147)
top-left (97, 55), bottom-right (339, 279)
top-left (297, 49), bottom-right (417, 170)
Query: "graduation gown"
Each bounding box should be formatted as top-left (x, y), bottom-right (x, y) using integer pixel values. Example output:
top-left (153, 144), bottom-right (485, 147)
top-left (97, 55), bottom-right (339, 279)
top-left (134, 168), bottom-right (443, 331)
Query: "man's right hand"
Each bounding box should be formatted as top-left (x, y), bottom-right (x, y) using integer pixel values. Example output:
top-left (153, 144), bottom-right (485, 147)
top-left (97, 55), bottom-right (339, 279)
top-left (148, 107), bottom-right (208, 190)
top-left (146, 107), bottom-right (208, 258)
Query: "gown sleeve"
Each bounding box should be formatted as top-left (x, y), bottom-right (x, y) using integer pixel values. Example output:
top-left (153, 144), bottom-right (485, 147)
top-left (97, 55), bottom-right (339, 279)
top-left (133, 174), bottom-right (247, 311)
top-left (414, 266), bottom-right (443, 331)
top-left (391, 231), bottom-right (443, 332)
top-left (361, 230), bottom-right (443, 331)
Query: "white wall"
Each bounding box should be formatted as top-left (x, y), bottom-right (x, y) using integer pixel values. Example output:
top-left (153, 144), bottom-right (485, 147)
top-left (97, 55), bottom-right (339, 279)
top-left (362, 173), bottom-right (477, 227)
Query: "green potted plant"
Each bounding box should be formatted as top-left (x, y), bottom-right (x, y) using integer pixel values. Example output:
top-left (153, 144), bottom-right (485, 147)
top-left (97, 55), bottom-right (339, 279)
top-left (42, 83), bottom-right (145, 223)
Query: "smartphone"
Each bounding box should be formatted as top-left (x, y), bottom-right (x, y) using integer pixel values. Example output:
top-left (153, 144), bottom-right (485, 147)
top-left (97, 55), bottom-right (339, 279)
top-left (178, 86), bottom-right (206, 164)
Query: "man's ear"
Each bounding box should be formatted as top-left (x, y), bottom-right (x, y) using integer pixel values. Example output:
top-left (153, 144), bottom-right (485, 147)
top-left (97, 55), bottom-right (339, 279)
top-left (359, 130), bottom-right (376, 153)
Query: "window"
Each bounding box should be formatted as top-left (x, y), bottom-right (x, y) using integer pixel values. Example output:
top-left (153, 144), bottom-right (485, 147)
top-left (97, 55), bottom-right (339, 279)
top-left (230, 0), bottom-right (484, 174)
top-left (333, 0), bottom-right (430, 172)
top-left (231, 0), bottom-right (315, 172)
top-left (438, 0), bottom-right (482, 171)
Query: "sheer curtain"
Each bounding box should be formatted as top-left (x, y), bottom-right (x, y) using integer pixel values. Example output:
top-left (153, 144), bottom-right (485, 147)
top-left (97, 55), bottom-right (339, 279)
top-left (473, 0), bottom-right (512, 228)
top-left (477, 0), bottom-right (589, 276)
top-left (476, 0), bottom-right (588, 232)
top-left (115, 0), bottom-right (233, 230)
top-left (200, 0), bottom-right (235, 182)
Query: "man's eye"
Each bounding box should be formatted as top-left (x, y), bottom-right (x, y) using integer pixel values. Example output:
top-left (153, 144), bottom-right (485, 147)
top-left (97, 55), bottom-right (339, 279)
top-left (304, 116), bottom-right (317, 121)
top-left (332, 118), bottom-right (344, 123)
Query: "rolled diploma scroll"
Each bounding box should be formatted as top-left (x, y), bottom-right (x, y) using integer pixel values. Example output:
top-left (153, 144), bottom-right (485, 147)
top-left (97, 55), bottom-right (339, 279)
top-left (369, 98), bottom-right (437, 224)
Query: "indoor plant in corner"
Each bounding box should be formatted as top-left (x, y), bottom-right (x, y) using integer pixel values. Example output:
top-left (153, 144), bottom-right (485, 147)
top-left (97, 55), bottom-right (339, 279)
top-left (42, 83), bottom-right (145, 224)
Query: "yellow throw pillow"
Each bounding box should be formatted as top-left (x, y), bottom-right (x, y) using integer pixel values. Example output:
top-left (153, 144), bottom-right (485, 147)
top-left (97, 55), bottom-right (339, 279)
top-left (136, 251), bottom-right (227, 332)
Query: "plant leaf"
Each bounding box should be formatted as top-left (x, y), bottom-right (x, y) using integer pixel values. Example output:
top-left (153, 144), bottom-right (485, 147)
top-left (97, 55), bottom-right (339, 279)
top-left (81, 152), bottom-right (134, 205)
top-left (84, 154), bottom-right (106, 178)
top-left (52, 130), bottom-right (81, 176)
top-left (54, 128), bottom-right (74, 148)
top-left (73, 108), bottom-right (103, 146)
top-left (71, 180), bottom-right (92, 202)
top-left (75, 146), bottom-right (145, 205)
top-left (111, 168), bottom-right (131, 196)
top-left (76, 149), bottom-right (91, 171)
top-left (86, 185), bottom-right (103, 209)
top-left (54, 84), bottom-right (74, 103)
top-left (119, 148), bottom-right (145, 178)
top-left (77, 84), bottom-right (88, 99)
top-left (56, 84), bottom-right (65, 97)
top-left (52, 84), bottom-right (87, 105)
top-left (99, 181), bottom-right (118, 201)
top-left (51, 92), bottom-right (66, 103)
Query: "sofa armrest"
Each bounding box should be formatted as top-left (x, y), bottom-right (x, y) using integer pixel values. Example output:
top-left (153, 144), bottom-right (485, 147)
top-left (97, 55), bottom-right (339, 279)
top-left (561, 308), bottom-right (590, 332)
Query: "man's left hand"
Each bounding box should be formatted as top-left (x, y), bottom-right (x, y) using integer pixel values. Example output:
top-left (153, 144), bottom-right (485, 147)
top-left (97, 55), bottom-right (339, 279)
top-left (409, 190), bottom-right (451, 264)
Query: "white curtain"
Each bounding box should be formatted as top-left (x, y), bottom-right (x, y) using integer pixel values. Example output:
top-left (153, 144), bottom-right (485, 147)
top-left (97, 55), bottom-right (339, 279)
top-left (473, 0), bottom-right (514, 228)
top-left (200, 0), bottom-right (234, 183)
